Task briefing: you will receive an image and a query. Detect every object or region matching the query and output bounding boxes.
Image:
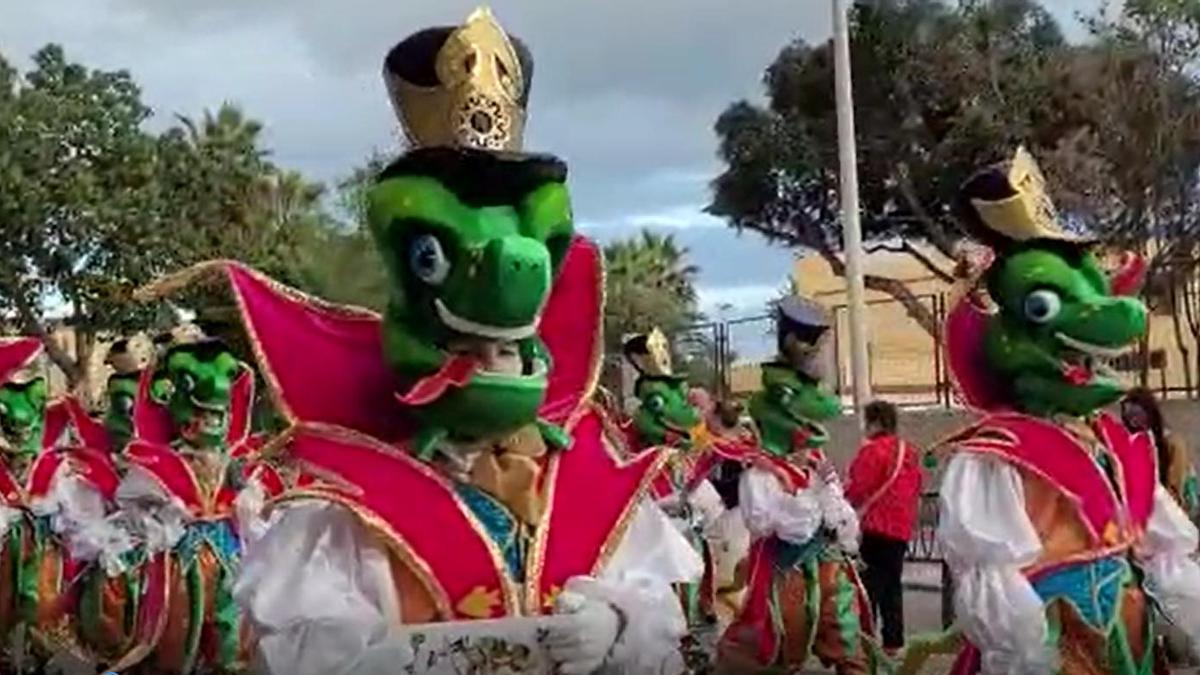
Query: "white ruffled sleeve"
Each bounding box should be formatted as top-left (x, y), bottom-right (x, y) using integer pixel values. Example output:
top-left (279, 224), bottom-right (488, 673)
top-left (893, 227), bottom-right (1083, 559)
top-left (1141, 484), bottom-right (1200, 657)
top-left (233, 474), bottom-right (269, 546)
top-left (738, 466), bottom-right (821, 544)
top-left (689, 479), bottom-right (726, 530)
top-left (566, 499), bottom-right (701, 675)
top-left (814, 474), bottom-right (861, 554)
top-left (114, 466), bottom-right (189, 555)
top-left (0, 504), bottom-right (23, 539)
top-left (235, 500), bottom-right (414, 675)
top-left (29, 462), bottom-right (132, 574)
top-left (937, 452), bottom-right (1055, 675)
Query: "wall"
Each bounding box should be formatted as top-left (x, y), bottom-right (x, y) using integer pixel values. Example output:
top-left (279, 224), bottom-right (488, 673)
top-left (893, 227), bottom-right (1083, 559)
top-left (820, 400), bottom-right (1200, 482)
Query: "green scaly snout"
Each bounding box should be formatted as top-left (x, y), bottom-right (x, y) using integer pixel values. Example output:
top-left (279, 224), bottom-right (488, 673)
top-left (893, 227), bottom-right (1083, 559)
top-left (984, 246), bottom-right (1148, 417)
top-left (750, 365), bottom-right (841, 457)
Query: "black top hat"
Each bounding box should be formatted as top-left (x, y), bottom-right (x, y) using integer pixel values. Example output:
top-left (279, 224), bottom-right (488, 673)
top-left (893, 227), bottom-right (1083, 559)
top-left (776, 296), bottom-right (831, 379)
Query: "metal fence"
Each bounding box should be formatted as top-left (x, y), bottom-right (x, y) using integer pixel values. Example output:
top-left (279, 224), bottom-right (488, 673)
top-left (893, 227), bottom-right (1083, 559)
top-left (672, 291), bottom-right (1200, 405)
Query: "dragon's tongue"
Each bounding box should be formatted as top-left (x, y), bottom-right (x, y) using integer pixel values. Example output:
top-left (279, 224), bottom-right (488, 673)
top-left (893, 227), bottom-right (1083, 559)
top-left (396, 355), bottom-right (480, 407)
top-left (1063, 362), bottom-right (1093, 386)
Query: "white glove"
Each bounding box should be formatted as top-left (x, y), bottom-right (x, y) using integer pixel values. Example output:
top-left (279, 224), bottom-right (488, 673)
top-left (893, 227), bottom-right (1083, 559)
top-left (547, 590), bottom-right (621, 675)
top-left (349, 636), bottom-right (415, 675)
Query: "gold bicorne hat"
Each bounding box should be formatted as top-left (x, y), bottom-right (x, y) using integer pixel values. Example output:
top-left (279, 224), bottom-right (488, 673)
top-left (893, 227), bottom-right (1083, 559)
top-left (384, 7), bottom-right (531, 152)
top-left (962, 146), bottom-right (1090, 245)
top-left (623, 328), bottom-right (678, 379)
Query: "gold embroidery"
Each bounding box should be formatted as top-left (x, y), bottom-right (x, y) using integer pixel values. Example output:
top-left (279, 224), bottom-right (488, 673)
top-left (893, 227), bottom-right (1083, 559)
top-left (542, 585), bottom-right (562, 611)
top-left (456, 585), bottom-right (502, 619)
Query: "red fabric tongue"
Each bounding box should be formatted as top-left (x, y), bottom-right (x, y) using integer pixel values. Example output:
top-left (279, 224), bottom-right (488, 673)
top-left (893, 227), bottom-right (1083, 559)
top-left (1063, 362), bottom-right (1092, 386)
top-left (395, 355), bottom-right (480, 407)
top-left (791, 428), bottom-right (811, 451)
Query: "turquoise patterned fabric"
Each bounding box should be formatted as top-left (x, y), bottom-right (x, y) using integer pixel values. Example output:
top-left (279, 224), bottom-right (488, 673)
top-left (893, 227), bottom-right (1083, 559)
top-left (175, 519), bottom-right (241, 572)
top-left (454, 483), bottom-right (525, 581)
top-left (774, 530), bottom-right (836, 571)
top-left (1032, 555), bottom-right (1128, 631)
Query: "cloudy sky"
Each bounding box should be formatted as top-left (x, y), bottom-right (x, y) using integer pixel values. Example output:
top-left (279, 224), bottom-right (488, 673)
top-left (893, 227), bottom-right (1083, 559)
top-left (1, 0), bottom-right (1104, 321)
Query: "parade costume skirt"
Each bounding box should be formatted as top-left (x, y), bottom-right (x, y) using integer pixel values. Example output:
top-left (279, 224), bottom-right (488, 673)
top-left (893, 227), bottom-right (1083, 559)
top-left (951, 556), bottom-right (1168, 675)
top-left (718, 536), bottom-right (876, 674)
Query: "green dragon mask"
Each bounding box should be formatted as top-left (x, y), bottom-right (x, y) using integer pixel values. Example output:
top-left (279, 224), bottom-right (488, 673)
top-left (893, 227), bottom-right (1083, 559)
top-left (632, 377), bottom-right (702, 447)
top-left (951, 147), bottom-right (1150, 418)
top-left (369, 148), bottom-right (574, 444)
top-left (0, 378), bottom-right (48, 458)
top-left (749, 364), bottom-right (841, 457)
top-left (982, 242), bottom-right (1147, 418)
top-left (104, 374), bottom-right (139, 450)
top-left (151, 341), bottom-right (242, 450)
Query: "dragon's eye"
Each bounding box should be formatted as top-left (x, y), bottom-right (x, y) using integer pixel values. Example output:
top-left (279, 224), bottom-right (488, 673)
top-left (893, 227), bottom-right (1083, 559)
top-left (1023, 289), bottom-right (1062, 324)
top-left (179, 372), bottom-right (196, 394)
top-left (777, 386), bottom-right (795, 405)
top-left (409, 234), bottom-right (451, 286)
top-left (645, 395), bottom-right (665, 413)
top-left (114, 395), bottom-right (133, 415)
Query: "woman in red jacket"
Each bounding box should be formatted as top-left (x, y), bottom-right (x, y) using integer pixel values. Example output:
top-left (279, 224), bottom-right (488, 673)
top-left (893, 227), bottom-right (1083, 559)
top-left (845, 400), bottom-right (922, 655)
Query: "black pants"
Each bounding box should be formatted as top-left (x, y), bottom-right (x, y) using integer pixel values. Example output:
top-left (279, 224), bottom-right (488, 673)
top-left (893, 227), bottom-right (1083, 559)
top-left (860, 532), bottom-right (908, 649)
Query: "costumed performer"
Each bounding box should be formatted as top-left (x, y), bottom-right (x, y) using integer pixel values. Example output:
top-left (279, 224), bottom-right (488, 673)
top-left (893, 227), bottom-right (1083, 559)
top-left (0, 338), bottom-right (122, 669)
top-left (82, 325), bottom-right (282, 673)
top-left (936, 147), bottom-right (1200, 674)
top-left (620, 329), bottom-right (751, 631)
top-left (718, 296), bottom-right (876, 674)
top-left (122, 7), bottom-right (709, 675)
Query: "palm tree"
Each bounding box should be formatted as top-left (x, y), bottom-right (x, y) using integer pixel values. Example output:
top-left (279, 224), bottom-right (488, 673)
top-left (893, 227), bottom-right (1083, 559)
top-left (603, 229), bottom-right (702, 353)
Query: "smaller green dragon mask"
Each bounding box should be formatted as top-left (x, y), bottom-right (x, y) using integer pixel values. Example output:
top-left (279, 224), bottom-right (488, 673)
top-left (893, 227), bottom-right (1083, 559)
top-left (151, 341), bottom-right (243, 450)
top-left (104, 337), bottom-right (150, 450)
top-left (632, 377), bottom-right (702, 447)
top-left (104, 374), bottom-right (139, 450)
top-left (623, 329), bottom-right (702, 447)
top-left (0, 377), bottom-right (48, 458)
top-left (750, 296), bottom-right (842, 457)
top-left (750, 364), bottom-right (841, 457)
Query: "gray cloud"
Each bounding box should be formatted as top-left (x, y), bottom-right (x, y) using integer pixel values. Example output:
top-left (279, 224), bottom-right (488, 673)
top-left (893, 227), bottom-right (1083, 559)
top-left (1, 0), bottom-right (1102, 313)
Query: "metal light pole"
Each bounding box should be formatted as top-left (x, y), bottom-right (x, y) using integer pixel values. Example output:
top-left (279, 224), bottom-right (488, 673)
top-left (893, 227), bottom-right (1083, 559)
top-left (832, 0), bottom-right (873, 422)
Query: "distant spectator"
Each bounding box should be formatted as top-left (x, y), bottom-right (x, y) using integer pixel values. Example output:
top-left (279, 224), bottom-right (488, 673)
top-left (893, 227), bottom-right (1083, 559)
top-left (709, 400), bottom-right (749, 509)
top-left (1122, 388), bottom-right (1198, 521)
top-left (845, 400), bottom-right (922, 655)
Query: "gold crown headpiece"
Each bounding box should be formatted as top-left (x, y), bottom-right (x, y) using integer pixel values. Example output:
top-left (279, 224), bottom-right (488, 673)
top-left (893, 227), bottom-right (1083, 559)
top-left (384, 7), bottom-right (529, 152)
top-left (968, 147), bottom-right (1085, 243)
top-left (624, 328), bottom-right (676, 379)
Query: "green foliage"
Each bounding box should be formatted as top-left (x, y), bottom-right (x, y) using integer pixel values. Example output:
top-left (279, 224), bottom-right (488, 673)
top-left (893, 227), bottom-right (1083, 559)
top-left (710, 0), bottom-right (1070, 260)
top-left (289, 152), bottom-right (395, 313)
top-left (0, 45), bottom-right (327, 397)
top-left (603, 229), bottom-right (701, 353)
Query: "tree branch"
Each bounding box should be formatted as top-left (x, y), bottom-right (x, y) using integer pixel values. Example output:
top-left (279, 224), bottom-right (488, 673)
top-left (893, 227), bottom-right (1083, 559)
top-left (864, 240), bottom-right (956, 283)
top-left (11, 290), bottom-right (81, 386)
top-left (894, 162), bottom-right (962, 258)
top-left (813, 241), bottom-right (939, 336)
